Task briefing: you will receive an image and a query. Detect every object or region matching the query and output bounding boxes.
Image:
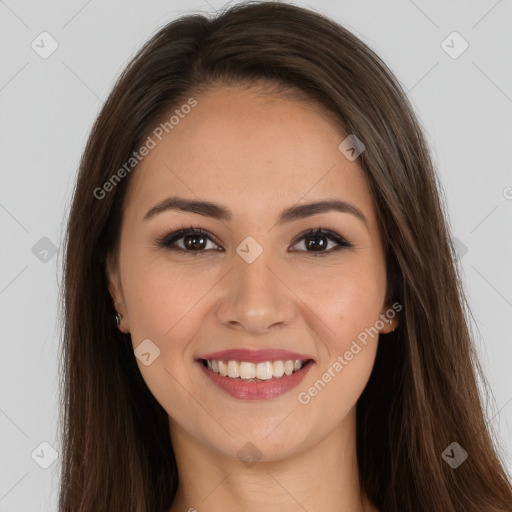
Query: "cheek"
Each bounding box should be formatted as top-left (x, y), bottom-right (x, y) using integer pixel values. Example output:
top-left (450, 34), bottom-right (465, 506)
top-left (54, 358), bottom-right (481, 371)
top-left (122, 251), bottom-right (210, 341)
top-left (298, 259), bottom-right (386, 347)
top-left (120, 255), bottom-right (216, 392)
top-left (295, 272), bottom-right (383, 420)
top-left (294, 262), bottom-right (384, 410)
top-left (120, 258), bottom-right (207, 423)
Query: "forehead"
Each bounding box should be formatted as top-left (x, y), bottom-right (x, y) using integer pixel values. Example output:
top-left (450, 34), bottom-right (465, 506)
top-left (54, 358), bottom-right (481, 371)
top-left (123, 86), bottom-right (376, 226)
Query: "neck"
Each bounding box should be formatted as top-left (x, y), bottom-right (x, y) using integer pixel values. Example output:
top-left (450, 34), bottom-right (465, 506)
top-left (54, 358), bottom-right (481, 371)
top-left (167, 407), bottom-right (377, 512)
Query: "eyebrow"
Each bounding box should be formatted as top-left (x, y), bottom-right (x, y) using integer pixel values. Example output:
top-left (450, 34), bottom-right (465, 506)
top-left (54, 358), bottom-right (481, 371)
top-left (143, 196), bottom-right (368, 229)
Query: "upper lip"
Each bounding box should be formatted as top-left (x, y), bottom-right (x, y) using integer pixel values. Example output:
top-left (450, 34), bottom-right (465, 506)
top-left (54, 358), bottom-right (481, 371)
top-left (197, 348), bottom-right (315, 364)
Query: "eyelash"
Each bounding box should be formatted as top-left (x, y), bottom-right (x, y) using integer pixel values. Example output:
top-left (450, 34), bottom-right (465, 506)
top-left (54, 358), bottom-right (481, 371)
top-left (155, 224), bottom-right (353, 257)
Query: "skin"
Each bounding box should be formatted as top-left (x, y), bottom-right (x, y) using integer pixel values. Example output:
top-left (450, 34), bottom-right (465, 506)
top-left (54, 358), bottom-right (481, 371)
top-left (107, 84), bottom-right (398, 512)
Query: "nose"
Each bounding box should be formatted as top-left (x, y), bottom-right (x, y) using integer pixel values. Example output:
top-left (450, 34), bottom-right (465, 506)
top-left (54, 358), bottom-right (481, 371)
top-left (215, 247), bottom-right (296, 334)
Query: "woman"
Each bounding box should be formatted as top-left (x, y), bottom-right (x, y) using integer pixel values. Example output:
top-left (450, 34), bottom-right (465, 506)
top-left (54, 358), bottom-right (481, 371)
top-left (59, 2), bottom-right (512, 511)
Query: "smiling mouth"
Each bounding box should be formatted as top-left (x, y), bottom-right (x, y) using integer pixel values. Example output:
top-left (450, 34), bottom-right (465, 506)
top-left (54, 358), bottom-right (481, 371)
top-left (199, 358), bottom-right (314, 382)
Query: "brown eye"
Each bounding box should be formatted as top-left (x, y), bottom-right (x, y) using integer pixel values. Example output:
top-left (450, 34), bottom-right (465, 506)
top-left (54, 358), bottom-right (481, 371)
top-left (157, 227), bottom-right (221, 255)
top-left (290, 228), bottom-right (352, 256)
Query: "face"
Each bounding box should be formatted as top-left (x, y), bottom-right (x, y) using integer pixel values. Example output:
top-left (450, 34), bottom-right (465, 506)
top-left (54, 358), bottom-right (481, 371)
top-left (107, 84), bottom-right (398, 461)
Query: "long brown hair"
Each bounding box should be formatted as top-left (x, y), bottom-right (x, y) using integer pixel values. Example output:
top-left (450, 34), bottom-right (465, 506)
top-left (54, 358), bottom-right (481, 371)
top-left (59, 2), bottom-right (512, 510)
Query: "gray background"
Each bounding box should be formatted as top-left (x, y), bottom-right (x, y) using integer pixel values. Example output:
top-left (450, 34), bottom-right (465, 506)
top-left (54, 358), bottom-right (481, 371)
top-left (1, 0), bottom-right (511, 510)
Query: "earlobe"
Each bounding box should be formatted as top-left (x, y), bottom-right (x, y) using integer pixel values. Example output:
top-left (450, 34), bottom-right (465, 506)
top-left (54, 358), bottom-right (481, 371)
top-left (380, 320), bottom-right (398, 334)
top-left (379, 301), bottom-right (400, 334)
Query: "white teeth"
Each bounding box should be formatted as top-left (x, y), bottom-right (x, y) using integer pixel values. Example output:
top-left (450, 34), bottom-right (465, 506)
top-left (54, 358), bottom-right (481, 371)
top-left (256, 362), bottom-right (273, 380)
top-left (227, 360), bottom-right (239, 378)
top-left (239, 361), bottom-right (256, 379)
top-left (204, 359), bottom-right (307, 380)
top-left (272, 360), bottom-right (284, 378)
top-left (218, 360), bottom-right (228, 377)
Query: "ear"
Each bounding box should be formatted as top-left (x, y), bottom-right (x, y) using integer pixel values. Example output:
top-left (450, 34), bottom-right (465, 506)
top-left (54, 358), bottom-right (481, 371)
top-left (106, 252), bottom-right (129, 333)
top-left (379, 300), bottom-right (400, 334)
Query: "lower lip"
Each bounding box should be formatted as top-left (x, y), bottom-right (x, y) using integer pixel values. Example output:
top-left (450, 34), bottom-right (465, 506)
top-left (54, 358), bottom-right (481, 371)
top-left (197, 360), bottom-right (314, 400)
